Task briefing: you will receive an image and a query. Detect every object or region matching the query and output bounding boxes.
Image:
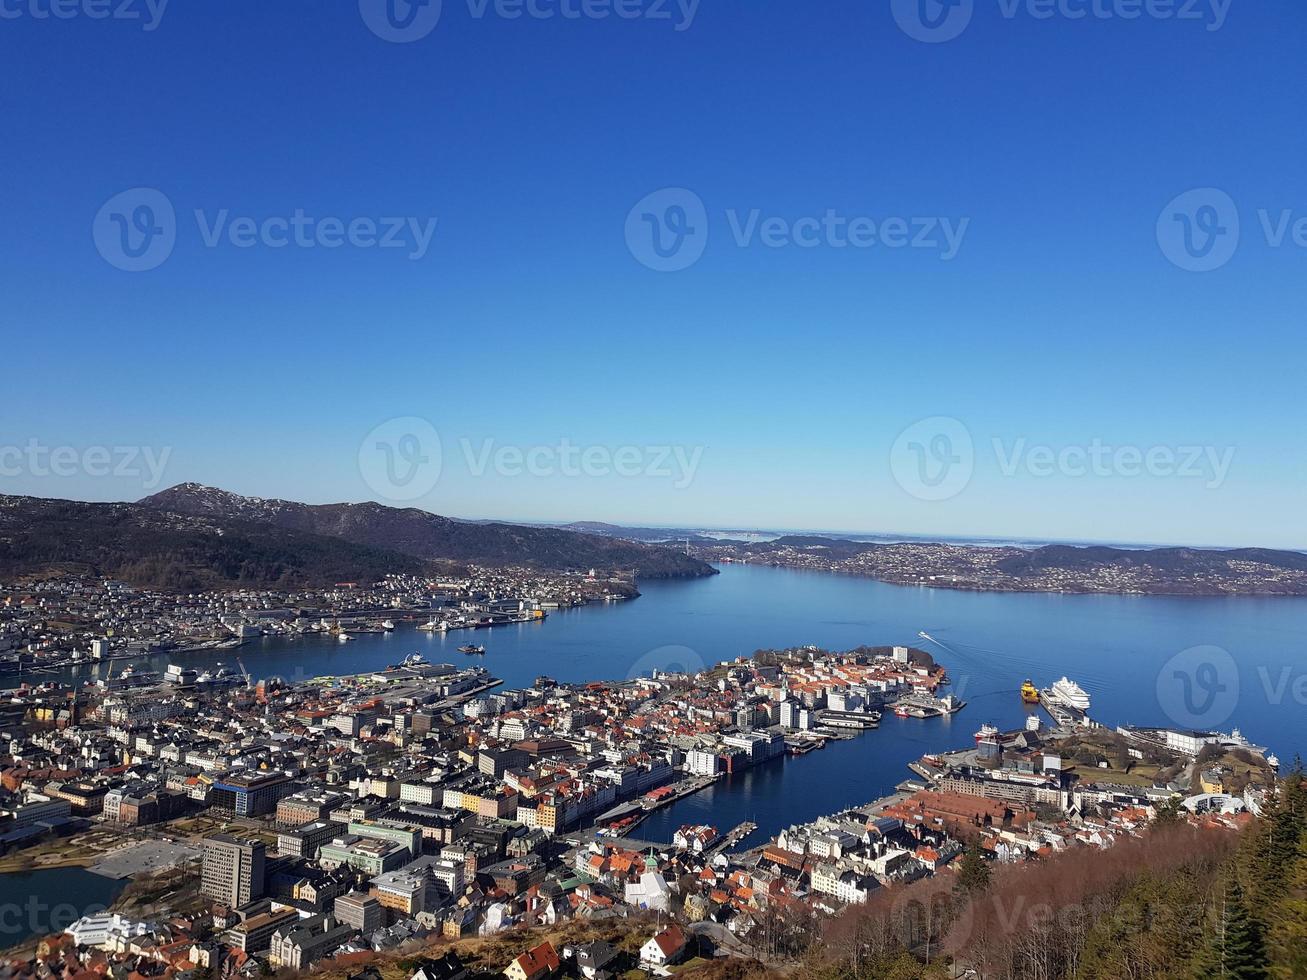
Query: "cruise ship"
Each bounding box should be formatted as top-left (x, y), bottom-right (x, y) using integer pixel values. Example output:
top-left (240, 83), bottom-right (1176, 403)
top-left (1046, 676), bottom-right (1091, 711)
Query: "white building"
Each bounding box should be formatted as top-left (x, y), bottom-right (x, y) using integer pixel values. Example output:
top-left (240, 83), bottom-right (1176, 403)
top-left (65, 914), bottom-right (151, 949)
top-left (685, 749), bottom-right (720, 776)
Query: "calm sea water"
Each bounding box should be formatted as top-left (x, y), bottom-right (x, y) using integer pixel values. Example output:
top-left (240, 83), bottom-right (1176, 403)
top-left (47, 564), bottom-right (1307, 844)
top-left (0, 867), bottom-right (126, 948)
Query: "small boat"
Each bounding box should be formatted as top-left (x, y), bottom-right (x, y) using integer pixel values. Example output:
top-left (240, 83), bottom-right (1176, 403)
top-left (338, 633), bottom-right (353, 643)
top-left (458, 644), bottom-right (485, 656)
top-left (382, 620), bottom-right (395, 631)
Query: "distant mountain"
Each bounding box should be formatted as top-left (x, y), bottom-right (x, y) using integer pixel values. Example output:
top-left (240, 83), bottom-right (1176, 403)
top-left (139, 484), bottom-right (716, 580)
top-left (0, 494), bottom-right (428, 590)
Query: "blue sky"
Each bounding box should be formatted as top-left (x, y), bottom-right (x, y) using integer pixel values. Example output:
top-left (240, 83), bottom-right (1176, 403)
top-left (2, 0), bottom-right (1305, 548)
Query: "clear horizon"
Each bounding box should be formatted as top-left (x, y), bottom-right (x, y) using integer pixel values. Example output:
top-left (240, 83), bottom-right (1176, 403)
top-left (11, 480), bottom-right (1303, 554)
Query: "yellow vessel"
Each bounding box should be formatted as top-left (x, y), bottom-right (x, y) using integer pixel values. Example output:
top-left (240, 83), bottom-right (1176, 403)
top-left (1020, 679), bottom-right (1041, 704)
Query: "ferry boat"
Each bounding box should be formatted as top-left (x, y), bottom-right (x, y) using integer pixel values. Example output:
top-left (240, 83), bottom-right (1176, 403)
top-left (1047, 676), bottom-right (1090, 711)
top-left (1020, 679), bottom-right (1041, 704)
top-left (458, 644), bottom-right (486, 656)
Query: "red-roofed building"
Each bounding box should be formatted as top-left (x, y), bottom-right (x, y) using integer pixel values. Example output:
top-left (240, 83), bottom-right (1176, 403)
top-left (640, 924), bottom-right (688, 967)
top-left (504, 941), bottom-right (560, 980)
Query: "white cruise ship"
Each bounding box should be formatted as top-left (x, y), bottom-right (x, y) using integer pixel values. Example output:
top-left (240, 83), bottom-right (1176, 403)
top-left (1049, 676), bottom-right (1090, 711)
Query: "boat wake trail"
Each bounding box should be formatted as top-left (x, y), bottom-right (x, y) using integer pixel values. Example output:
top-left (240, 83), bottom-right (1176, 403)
top-left (917, 630), bottom-right (1110, 690)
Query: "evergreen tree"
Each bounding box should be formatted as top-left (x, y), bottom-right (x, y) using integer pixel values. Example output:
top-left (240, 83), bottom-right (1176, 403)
top-left (956, 838), bottom-right (990, 895)
top-left (1153, 795), bottom-right (1186, 828)
top-left (1240, 765), bottom-right (1306, 926)
top-left (1267, 826), bottom-right (1307, 978)
top-left (1193, 877), bottom-right (1268, 979)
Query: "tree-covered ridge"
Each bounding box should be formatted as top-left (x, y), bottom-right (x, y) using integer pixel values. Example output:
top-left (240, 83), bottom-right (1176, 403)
top-left (700, 767), bottom-right (1307, 980)
top-left (0, 494), bottom-right (430, 590)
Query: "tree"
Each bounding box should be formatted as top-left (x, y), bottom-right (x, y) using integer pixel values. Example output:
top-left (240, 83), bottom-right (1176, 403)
top-left (956, 839), bottom-right (990, 895)
top-left (1153, 796), bottom-right (1186, 828)
top-left (1193, 877), bottom-right (1268, 979)
top-left (1267, 806), bottom-right (1307, 978)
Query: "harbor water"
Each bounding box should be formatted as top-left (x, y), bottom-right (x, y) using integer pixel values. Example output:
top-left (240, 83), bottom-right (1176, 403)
top-left (38, 564), bottom-right (1307, 845)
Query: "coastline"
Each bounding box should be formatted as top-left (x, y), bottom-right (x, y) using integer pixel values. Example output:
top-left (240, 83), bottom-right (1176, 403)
top-left (714, 558), bottom-right (1307, 598)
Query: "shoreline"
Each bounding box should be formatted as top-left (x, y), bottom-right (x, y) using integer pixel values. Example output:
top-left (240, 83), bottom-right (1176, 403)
top-left (709, 559), bottom-right (1307, 599)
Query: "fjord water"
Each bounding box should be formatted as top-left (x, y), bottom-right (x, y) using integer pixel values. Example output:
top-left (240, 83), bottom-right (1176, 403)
top-left (66, 564), bottom-right (1307, 843)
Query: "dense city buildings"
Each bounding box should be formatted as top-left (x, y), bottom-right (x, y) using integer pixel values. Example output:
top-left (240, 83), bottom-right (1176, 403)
top-left (0, 607), bottom-right (1285, 979)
